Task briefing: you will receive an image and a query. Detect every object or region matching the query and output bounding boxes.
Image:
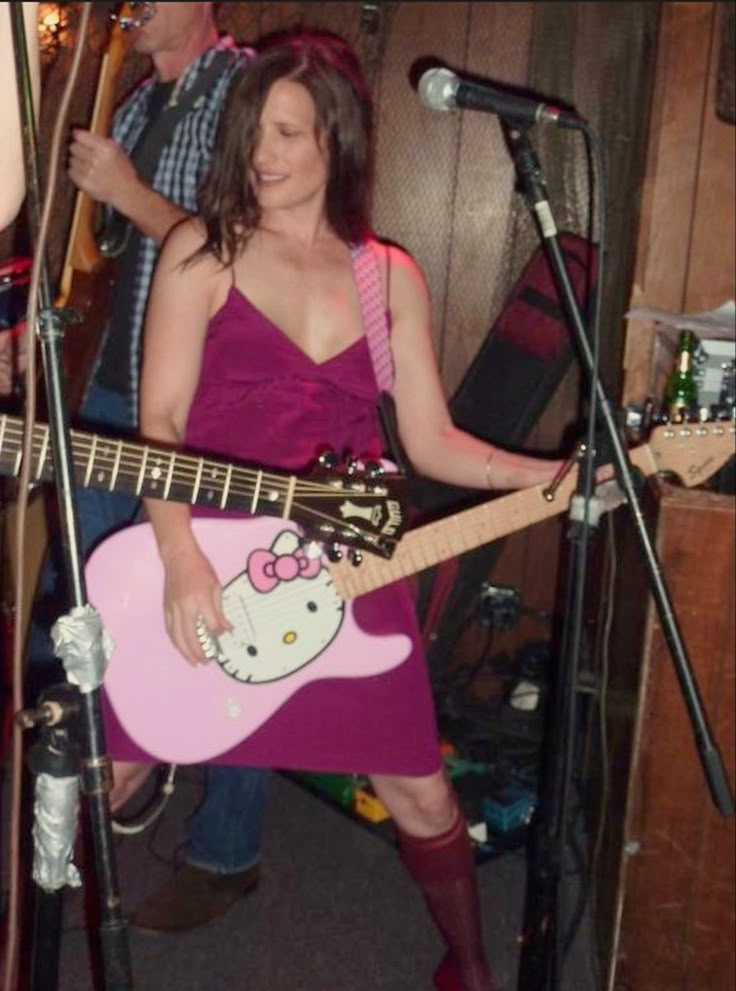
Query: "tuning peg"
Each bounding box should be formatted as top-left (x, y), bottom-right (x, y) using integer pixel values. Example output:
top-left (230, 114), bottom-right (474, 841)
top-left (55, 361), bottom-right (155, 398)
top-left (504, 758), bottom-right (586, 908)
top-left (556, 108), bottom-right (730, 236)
top-left (326, 543), bottom-right (343, 562)
top-left (318, 450), bottom-right (340, 470)
top-left (344, 456), bottom-right (359, 475)
top-left (363, 460), bottom-right (384, 478)
top-left (349, 549), bottom-right (363, 567)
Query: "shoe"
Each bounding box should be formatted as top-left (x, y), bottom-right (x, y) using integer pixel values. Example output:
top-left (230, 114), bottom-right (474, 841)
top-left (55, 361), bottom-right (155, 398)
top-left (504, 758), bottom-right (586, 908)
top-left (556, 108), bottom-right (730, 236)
top-left (130, 862), bottom-right (260, 933)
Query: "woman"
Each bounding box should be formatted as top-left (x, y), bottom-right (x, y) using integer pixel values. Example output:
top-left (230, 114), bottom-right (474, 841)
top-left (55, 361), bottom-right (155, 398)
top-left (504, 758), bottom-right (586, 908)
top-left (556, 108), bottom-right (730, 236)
top-left (123, 30), bottom-right (564, 990)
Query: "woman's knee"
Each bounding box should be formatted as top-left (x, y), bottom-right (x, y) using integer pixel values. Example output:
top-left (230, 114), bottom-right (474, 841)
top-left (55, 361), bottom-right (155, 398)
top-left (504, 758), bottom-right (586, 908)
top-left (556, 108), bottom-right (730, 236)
top-left (370, 770), bottom-right (457, 837)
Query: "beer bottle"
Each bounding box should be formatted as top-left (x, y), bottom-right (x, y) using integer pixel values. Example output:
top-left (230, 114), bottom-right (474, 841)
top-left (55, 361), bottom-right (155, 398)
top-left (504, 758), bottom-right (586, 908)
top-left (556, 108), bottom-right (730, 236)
top-left (663, 330), bottom-right (698, 422)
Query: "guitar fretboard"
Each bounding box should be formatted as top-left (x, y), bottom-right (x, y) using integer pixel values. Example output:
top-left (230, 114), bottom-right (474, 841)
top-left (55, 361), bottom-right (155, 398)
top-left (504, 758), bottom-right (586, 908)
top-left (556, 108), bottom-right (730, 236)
top-left (328, 441), bottom-right (665, 599)
top-left (0, 414), bottom-right (295, 517)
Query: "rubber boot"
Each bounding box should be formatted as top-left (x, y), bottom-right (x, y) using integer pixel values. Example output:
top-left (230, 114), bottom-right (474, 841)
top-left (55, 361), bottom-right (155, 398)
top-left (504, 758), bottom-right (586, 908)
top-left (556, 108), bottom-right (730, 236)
top-left (397, 812), bottom-right (497, 991)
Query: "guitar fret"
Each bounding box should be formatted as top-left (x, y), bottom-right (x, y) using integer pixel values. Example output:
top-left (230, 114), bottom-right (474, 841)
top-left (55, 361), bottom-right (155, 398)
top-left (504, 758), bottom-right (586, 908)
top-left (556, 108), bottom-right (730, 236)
top-left (191, 457), bottom-right (204, 504)
top-left (281, 474), bottom-right (295, 518)
top-left (95, 440), bottom-right (113, 488)
top-left (200, 461), bottom-right (224, 506)
top-left (84, 434), bottom-right (98, 488)
top-left (109, 439), bottom-right (123, 491)
top-left (250, 470), bottom-right (263, 513)
top-left (36, 427), bottom-right (50, 481)
top-left (220, 463), bottom-right (233, 510)
top-left (163, 451), bottom-right (175, 501)
top-left (0, 417), bottom-right (7, 461)
top-left (136, 446), bottom-right (149, 496)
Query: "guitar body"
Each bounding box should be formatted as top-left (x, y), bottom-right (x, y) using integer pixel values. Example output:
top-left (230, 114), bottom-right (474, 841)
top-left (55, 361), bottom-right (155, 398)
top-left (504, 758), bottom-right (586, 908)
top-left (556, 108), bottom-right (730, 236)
top-left (86, 516), bottom-right (412, 764)
top-left (61, 262), bottom-right (115, 415)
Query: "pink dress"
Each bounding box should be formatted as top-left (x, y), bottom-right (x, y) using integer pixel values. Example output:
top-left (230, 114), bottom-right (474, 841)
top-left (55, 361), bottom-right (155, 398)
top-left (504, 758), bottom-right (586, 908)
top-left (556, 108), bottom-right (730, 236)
top-left (103, 281), bottom-right (442, 776)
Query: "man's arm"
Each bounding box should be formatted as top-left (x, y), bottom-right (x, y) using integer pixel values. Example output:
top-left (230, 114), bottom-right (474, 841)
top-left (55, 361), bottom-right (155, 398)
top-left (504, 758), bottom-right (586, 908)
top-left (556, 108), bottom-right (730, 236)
top-left (68, 128), bottom-right (187, 246)
top-left (0, 2), bottom-right (40, 231)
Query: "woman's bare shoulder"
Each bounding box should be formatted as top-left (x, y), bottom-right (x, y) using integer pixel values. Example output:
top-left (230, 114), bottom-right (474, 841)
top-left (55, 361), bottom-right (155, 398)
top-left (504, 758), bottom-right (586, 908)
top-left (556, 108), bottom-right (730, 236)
top-left (159, 217), bottom-right (221, 278)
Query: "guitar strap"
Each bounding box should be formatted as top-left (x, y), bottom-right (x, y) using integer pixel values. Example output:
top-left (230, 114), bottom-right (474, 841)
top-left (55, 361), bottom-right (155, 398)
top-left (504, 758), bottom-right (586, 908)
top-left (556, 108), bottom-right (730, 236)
top-left (350, 241), bottom-right (394, 393)
top-left (351, 242), bottom-right (410, 471)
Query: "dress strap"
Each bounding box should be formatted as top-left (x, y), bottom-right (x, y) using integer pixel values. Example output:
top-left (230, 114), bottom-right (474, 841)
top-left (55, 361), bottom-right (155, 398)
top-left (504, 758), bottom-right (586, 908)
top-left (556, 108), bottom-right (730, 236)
top-left (351, 241), bottom-right (394, 394)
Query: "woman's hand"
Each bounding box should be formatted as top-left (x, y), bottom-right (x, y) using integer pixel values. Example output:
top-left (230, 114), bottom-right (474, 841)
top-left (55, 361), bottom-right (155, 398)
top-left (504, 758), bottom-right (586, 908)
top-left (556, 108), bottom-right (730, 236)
top-left (161, 541), bottom-right (232, 666)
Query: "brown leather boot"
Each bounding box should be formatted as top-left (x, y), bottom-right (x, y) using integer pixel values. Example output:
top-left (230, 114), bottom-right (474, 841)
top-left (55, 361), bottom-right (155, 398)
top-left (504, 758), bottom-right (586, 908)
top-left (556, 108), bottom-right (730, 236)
top-left (397, 813), bottom-right (497, 991)
top-left (130, 862), bottom-right (260, 933)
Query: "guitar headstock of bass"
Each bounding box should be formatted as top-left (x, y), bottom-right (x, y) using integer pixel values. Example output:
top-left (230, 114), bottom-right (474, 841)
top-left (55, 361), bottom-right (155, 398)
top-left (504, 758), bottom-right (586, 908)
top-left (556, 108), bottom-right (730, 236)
top-left (290, 452), bottom-right (409, 563)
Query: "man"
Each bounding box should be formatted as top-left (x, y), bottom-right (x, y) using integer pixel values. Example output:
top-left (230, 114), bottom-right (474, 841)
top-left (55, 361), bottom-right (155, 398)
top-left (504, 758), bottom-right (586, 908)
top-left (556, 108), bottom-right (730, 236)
top-left (31, 2), bottom-right (270, 933)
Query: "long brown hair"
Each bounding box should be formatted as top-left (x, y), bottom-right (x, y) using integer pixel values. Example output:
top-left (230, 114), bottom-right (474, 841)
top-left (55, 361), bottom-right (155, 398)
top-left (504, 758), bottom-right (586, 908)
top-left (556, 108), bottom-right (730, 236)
top-left (198, 29), bottom-right (374, 262)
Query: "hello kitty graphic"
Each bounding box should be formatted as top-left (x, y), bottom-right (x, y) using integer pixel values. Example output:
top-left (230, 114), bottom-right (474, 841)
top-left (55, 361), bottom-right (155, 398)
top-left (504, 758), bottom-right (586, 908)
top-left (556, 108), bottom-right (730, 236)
top-left (91, 515), bottom-right (414, 763)
top-left (203, 529), bottom-right (345, 683)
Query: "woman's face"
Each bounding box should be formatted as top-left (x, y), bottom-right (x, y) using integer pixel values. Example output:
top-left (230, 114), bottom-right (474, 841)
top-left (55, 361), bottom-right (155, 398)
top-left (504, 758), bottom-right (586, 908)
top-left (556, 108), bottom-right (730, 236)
top-left (250, 79), bottom-right (329, 216)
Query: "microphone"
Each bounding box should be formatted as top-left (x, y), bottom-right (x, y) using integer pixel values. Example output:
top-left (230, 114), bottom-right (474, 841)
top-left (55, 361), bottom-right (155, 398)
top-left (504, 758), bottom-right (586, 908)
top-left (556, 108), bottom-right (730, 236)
top-left (418, 66), bottom-right (582, 129)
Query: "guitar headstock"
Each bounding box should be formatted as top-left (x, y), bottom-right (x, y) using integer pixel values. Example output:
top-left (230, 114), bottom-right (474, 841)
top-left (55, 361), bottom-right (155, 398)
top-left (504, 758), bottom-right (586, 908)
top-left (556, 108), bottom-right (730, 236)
top-left (290, 455), bottom-right (408, 561)
top-left (642, 421), bottom-right (735, 487)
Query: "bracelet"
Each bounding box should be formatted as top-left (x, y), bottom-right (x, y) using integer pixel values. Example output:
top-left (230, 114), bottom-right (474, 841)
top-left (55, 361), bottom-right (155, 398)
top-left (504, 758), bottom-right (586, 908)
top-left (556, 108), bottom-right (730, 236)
top-left (484, 450), bottom-right (495, 489)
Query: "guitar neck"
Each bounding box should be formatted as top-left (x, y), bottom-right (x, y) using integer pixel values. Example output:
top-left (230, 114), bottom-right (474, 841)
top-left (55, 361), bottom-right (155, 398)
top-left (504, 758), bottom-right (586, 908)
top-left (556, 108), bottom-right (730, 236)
top-left (328, 442), bottom-right (663, 600)
top-left (0, 414), bottom-right (297, 518)
top-left (59, 21), bottom-right (130, 298)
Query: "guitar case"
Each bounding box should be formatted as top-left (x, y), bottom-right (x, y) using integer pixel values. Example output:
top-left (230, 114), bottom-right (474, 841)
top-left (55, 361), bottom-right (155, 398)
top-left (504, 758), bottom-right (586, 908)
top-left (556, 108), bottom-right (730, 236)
top-left (407, 232), bottom-right (598, 689)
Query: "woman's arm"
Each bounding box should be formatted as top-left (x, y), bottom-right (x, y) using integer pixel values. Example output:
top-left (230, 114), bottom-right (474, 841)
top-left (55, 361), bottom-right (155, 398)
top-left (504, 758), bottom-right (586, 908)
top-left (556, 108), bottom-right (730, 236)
top-left (139, 219), bottom-right (230, 663)
top-left (386, 244), bottom-right (564, 491)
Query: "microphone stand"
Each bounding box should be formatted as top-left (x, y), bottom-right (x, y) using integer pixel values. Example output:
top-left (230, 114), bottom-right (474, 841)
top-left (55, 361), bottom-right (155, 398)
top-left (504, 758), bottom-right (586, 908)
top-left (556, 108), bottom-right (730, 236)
top-left (9, 7), bottom-right (132, 989)
top-left (501, 119), bottom-right (735, 991)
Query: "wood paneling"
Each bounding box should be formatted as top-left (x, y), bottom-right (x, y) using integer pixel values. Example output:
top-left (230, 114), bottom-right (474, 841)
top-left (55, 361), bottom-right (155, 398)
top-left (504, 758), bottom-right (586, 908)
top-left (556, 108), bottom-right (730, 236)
top-left (596, 480), bottom-right (735, 991)
top-left (628, 2), bottom-right (734, 316)
top-left (686, 4), bottom-right (736, 311)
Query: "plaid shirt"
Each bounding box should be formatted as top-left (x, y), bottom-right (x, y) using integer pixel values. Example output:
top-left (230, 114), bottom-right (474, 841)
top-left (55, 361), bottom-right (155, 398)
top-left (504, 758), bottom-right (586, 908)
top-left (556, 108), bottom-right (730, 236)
top-left (94, 36), bottom-right (250, 416)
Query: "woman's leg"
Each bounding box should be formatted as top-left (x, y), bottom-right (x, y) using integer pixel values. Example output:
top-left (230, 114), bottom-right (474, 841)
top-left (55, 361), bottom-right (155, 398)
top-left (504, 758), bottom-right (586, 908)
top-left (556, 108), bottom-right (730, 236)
top-left (370, 770), bottom-right (496, 991)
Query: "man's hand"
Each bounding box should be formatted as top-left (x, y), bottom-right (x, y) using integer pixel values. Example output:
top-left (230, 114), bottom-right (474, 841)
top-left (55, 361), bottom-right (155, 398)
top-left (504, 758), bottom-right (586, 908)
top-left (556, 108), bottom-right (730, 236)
top-left (68, 128), bottom-right (139, 209)
top-left (67, 128), bottom-right (187, 245)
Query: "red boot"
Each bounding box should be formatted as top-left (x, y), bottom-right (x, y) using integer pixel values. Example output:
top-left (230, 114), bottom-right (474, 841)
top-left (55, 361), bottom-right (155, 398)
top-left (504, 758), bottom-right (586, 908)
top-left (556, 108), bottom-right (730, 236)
top-left (397, 812), bottom-right (497, 991)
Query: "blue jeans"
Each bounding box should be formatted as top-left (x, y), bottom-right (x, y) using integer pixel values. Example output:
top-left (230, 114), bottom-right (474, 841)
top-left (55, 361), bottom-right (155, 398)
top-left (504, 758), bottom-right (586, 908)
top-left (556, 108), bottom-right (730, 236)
top-left (29, 383), bottom-right (269, 874)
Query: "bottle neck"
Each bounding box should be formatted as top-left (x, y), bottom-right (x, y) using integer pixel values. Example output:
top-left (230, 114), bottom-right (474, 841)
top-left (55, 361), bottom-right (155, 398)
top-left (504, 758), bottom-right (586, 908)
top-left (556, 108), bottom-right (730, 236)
top-left (677, 350), bottom-right (693, 375)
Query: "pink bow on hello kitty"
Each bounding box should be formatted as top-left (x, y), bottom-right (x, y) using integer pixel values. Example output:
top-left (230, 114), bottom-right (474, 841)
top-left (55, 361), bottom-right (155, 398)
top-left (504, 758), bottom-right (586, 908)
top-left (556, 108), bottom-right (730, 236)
top-left (247, 546), bottom-right (322, 593)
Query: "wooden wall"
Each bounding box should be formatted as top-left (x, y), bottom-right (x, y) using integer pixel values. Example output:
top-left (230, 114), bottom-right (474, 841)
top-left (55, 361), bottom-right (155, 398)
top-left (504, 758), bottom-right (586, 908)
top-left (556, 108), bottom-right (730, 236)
top-left (623, 1), bottom-right (736, 407)
top-left (598, 3), bottom-right (736, 987)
